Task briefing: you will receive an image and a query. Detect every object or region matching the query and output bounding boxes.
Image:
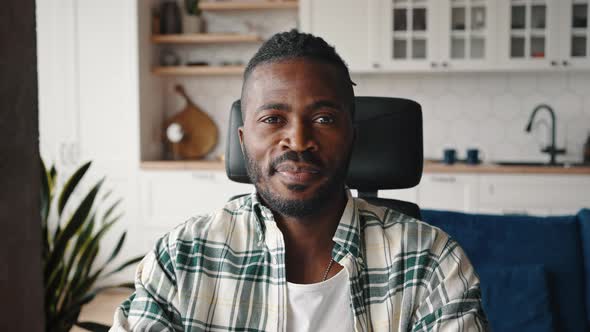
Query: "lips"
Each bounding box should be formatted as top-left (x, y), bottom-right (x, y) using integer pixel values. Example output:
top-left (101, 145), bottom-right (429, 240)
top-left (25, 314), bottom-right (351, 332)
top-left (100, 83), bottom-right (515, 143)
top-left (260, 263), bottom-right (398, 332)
top-left (274, 163), bottom-right (322, 183)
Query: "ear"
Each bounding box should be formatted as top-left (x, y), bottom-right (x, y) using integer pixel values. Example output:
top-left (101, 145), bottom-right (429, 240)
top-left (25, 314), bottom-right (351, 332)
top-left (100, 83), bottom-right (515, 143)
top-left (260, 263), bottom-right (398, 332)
top-left (238, 126), bottom-right (245, 153)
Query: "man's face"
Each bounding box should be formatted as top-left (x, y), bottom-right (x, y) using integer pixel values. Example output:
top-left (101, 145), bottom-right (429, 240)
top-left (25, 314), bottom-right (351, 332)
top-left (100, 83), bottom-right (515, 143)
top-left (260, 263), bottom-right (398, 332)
top-left (239, 58), bottom-right (354, 218)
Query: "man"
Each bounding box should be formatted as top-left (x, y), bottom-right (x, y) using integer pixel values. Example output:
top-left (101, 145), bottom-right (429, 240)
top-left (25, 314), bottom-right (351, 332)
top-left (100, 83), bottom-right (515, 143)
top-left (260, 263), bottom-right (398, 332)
top-left (112, 30), bottom-right (487, 331)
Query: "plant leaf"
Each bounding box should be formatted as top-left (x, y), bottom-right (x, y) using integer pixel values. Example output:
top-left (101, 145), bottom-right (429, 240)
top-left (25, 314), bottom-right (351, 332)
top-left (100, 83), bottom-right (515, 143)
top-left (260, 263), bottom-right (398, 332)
top-left (49, 164), bottom-right (57, 185)
top-left (45, 177), bottom-right (104, 280)
top-left (40, 159), bottom-right (50, 225)
top-left (57, 214), bottom-right (96, 309)
top-left (107, 231), bottom-right (127, 263)
top-left (75, 321), bottom-right (111, 332)
top-left (44, 262), bottom-right (65, 313)
top-left (40, 159), bottom-right (51, 259)
top-left (102, 198), bottom-right (122, 224)
top-left (101, 188), bottom-right (113, 202)
top-left (58, 161), bottom-right (92, 216)
top-left (69, 217), bottom-right (117, 296)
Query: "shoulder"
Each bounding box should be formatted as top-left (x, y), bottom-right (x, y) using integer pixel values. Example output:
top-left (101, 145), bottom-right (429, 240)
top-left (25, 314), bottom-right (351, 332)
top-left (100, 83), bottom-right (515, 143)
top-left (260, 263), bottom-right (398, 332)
top-left (355, 198), bottom-right (451, 257)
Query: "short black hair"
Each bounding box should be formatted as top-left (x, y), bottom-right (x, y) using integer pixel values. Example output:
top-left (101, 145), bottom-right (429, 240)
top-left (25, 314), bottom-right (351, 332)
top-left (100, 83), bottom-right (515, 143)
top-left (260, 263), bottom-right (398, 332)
top-left (243, 29), bottom-right (355, 86)
top-left (241, 29), bottom-right (356, 117)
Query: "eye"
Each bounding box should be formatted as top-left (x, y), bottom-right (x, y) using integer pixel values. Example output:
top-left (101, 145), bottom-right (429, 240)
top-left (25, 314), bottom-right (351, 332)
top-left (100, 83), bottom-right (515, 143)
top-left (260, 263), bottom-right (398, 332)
top-left (314, 115), bottom-right (335, 124)
top-left (261, 116), bottom-right (283, 124)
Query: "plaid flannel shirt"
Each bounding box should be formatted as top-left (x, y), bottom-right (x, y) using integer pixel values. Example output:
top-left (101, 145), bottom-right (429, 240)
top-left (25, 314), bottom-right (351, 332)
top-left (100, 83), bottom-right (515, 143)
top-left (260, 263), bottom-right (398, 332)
top-left (111, 191), bottom-right (488, 331)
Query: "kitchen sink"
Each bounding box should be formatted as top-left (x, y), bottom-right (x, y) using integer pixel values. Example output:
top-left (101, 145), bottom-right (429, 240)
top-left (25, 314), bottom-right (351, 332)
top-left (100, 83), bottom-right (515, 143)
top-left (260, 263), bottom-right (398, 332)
top-left (494, 161), bottom-right (589, 167)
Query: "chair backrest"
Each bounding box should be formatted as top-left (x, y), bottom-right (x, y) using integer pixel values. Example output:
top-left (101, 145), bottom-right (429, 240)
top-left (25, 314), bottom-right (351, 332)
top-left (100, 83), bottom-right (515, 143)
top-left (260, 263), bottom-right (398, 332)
top-left (225, 96), bottom-right (424, 219)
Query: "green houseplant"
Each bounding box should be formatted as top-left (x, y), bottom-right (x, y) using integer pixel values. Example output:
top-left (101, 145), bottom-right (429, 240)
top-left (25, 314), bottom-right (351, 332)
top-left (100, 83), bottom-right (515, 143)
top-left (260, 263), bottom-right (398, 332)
top-left (41, 160), bottom-right (143, 332)
top-left (185, 0), bottom-right (201, 16)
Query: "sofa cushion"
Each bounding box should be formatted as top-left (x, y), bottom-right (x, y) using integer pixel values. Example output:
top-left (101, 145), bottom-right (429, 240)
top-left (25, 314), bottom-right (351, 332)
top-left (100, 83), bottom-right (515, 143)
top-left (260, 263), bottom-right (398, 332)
top-left (577, 209), bottom-right (590, 326)
top-left (478, 265), bottom-right (553, 332)
top-left (422, 209), bottom-right (588, 332)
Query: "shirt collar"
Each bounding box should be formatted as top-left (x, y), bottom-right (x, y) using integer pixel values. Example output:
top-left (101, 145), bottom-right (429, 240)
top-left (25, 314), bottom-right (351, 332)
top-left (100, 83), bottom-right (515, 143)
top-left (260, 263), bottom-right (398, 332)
top-left (246, 189), bottom-right (363, 262)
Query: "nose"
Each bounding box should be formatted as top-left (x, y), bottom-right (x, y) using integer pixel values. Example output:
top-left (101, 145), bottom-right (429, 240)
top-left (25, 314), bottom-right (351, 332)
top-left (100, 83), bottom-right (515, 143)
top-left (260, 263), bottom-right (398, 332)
top-left (279, 120), bottom-right (318, 152)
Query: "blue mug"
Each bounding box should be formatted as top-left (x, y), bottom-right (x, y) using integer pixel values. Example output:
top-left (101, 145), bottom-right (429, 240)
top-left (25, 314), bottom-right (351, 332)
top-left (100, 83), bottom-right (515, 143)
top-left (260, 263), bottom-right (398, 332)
top-left (443, 149), bottom-right (456, 165)
top-left (466, 148), bottom-right (481, 165)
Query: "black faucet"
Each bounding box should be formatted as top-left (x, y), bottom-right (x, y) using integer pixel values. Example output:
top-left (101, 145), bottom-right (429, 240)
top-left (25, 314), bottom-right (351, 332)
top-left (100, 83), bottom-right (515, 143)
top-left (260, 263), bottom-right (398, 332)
top-left (525, 104), bottom-right (566, 165)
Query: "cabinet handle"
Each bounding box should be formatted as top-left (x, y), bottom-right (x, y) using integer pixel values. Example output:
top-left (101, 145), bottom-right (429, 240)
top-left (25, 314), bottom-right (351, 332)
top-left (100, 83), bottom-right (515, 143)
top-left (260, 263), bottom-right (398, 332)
top-left (431, 176), bottom-right (456, 183)
top-left (550, 60), bottom-right (558, 66)
top-left (372, 63), bottom-right (380, 69)
top-left (430, 62), bottom-right (438, 68)
top-left (441, 62), bottom-right (449, 68)
top-left (562, 60), bottom-right (569, 67)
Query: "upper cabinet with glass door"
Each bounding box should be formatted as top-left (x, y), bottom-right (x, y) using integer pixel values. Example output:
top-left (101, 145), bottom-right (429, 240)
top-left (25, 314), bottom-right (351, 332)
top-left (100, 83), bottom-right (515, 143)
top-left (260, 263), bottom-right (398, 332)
top-left (497, 0), bottom-right (561, 69)
top-left (378, 0), bottom-right (496, 71)
top-left (560, 0), bottom-right (590, 68)
top-left (379, 0), bottom-right (437, 71)
top-left (440, 0), bottom-right (497, 70)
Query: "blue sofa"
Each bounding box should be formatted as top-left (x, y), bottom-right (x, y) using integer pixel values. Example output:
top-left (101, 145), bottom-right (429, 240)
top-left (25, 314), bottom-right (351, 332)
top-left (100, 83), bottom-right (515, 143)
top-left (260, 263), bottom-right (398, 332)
top-left (421, 209), bottom-right (590, 332)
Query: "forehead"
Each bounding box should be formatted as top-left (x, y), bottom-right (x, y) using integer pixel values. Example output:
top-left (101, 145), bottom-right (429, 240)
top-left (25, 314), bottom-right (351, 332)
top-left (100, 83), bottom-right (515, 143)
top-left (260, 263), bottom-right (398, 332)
top-left (242, 59), bottom-right (349, 112)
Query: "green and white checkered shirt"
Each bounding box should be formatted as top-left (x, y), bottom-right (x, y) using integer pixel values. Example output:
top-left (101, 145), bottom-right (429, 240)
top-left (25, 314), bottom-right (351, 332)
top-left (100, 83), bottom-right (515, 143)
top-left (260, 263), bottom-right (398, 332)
top-left (112, 191), bottom-right (487, 331)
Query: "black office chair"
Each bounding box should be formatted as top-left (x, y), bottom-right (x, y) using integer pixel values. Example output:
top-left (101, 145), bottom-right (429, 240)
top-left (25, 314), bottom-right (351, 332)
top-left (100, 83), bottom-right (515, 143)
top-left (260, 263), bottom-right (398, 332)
top-left (225, 96), bottom-right (423, 219)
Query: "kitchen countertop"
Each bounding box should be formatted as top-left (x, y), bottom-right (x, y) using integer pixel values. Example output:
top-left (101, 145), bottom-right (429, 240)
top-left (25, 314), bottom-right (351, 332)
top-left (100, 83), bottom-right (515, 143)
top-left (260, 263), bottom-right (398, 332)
top-left (140, 160), bottom-right (590, 175)
top-left (424, 161), bottom-right (590, 175)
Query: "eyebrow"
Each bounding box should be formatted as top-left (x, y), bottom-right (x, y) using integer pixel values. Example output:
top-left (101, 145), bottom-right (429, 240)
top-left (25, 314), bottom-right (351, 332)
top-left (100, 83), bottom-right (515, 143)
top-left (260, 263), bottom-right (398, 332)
top-left (255, 103), bottom-right (291, 113)
top-left (254, 100), bottom-right (344, 114)
top-left (306, 100), bottom-right (344, 112)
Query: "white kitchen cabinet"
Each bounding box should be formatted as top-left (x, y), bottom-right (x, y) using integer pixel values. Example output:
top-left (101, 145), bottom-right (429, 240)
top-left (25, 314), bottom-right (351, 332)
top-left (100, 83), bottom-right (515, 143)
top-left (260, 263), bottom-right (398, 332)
top-left (38, 0), bottom-right (140, 169)
top-left (76, 0), bottom-right (140, 165)
top-left (415, 173), bottom-right (590, 216)
top-left (300, 0), bottom-right (590, 72)
top-left (378, 0), bottom-right (498, 71)
top-left (139, 170), bottom-right (253, 230)
top-left (417, 173), bottom-right (479, 212)
top-left (299, 0), bottom-right (376, 71)
top-left (560, 0), bottom-right (590, 68)
top-left (496, 0), bottom-right (559, 69)
top-left (437, 0), bottom-right (498, 71)
top-left (301, 0), bottom-right (497, 72)
top-left (497, 0), bottom-right (590, 70)
top-left (477, 174), bottom-right (590, 216)
top-left (37, 0), bottom-right (80, 172)
top-left (376, 0), bottom-right (438, 71)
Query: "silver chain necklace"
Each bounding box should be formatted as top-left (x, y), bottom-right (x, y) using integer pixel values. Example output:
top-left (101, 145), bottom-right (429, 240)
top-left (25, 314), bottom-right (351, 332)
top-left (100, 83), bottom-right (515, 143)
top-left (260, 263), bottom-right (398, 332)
top-left (321, 259), bottom-right (335, 281)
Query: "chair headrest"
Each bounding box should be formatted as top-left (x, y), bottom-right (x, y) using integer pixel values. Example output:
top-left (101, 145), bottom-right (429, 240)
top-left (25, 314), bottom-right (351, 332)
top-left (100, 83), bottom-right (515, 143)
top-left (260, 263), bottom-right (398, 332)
top-left (225, 96), bottom-right (423, 191)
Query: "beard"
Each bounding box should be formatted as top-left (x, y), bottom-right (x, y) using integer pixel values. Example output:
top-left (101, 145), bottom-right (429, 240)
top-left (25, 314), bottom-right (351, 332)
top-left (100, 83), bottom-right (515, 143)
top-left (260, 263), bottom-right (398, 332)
top-left (242, 146), bottom-right (351, 218)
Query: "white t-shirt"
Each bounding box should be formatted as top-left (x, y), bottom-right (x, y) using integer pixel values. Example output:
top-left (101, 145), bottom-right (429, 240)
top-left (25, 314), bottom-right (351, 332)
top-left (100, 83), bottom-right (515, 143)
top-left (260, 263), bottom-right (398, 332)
top-left (286, 268), bottom-right (354, 332)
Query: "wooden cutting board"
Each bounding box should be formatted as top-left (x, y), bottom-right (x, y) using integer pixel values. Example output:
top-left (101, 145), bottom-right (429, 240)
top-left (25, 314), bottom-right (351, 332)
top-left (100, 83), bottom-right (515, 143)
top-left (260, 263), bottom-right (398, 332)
top-left (164, 85), bottom-right (218, 159)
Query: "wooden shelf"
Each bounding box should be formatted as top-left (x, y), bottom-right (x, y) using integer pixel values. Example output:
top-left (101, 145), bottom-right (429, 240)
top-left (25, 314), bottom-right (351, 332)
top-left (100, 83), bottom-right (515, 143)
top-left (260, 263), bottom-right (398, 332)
top-left (200, 1), bottom-right (298, 11)
top-left (151, 33), bottom-right (262, 44)
top-left (141, 160), bottom-right (225, 170)
top-left (152, 65), bottom-right (244, 76)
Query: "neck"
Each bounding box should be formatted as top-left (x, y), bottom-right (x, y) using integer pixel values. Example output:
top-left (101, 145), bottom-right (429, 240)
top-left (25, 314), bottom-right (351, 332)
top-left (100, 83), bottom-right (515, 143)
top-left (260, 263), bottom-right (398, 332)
top-left (274, 190), bottom-right (348, 284)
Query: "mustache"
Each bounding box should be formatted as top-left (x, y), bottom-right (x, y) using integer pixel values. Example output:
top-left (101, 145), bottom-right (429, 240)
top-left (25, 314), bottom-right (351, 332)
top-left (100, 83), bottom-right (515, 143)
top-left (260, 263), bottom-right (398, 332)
top-left (269, 151), bottom-right (323, 174)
